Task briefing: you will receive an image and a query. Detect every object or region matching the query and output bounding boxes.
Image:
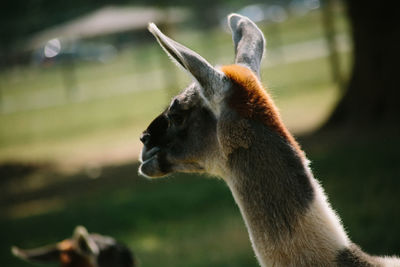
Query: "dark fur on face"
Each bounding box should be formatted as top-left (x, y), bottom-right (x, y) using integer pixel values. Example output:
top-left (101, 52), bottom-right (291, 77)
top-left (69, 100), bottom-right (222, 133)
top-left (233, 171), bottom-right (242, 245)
top-left (139, 91), bottom-right (218, 178)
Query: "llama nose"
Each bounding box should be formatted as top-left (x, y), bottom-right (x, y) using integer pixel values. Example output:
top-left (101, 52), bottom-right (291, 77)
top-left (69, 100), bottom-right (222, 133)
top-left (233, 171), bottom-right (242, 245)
top-left (140, 133), bottom-right (151, 145)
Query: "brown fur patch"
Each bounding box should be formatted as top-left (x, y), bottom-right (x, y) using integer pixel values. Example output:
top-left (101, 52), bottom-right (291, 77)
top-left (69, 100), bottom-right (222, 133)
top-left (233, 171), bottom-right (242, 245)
top-left (218, 118), bottom-right (254, 156)
top-left (221, 64), bottom-right (303, 157)
top-left (58, 239), bottom-right (75, 251)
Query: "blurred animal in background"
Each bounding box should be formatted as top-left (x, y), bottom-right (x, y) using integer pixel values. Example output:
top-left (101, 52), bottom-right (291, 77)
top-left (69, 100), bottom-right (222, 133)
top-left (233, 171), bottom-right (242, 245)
top-left (12, 225), bottom-right (135, 267)
top-left (139, 13), bottom-right (400, 267)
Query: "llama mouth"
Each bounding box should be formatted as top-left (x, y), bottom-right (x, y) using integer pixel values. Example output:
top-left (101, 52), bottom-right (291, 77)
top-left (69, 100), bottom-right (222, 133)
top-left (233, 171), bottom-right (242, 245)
top-left (140, 146), bottom-right (161, 164)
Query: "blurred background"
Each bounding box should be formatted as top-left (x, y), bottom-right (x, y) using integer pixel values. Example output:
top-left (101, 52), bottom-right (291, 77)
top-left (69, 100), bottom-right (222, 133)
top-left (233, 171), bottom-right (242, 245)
top-left (1, 0), bottom-right (399, 266)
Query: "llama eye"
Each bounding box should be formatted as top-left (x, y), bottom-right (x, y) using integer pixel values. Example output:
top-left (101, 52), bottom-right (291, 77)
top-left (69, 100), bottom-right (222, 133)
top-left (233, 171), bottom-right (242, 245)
top-left (169, 113), bottom-right (184, 125)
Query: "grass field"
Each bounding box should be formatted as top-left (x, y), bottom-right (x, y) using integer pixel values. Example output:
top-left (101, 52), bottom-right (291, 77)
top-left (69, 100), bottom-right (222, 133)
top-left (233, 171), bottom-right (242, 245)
top-left (0, 53), bottom-right (345, 166)
top-left (2, 4), bottom-right (399, 267)
top-left (0, 5), bottom-right (350, 167)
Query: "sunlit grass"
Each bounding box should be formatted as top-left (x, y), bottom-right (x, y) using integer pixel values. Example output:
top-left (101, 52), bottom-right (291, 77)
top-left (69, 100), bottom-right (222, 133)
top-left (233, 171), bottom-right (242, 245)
top-left (0, 5), bottom-right (352, 166)
top-left (0, 50), bottom-right (352, 166)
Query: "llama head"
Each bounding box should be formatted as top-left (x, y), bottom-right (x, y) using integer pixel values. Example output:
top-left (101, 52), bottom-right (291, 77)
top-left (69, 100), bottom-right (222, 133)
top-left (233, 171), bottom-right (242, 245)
top-left (11, 226), bottom-right (135, 267)
top-left (139, 14), bottom-right (265, 178)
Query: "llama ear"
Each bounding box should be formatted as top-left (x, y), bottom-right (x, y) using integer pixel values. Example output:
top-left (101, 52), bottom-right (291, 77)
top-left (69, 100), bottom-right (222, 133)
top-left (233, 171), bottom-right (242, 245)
top-left (228, 13), bottom-right (265, 77)
top-left (148, 23), bottom-right (225, 100)
top-left (73, 226), bottom-right (99, 256)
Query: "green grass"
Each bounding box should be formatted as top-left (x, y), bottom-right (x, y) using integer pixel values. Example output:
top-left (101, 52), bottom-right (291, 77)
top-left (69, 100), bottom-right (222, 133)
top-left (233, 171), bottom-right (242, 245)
top-left (0, 50), bottom-right (351, 164)
top-left (0, 164), bottom-right (257, 267)
top-left (304, 133), bottom-right (400, 256)
top-left (0, 91), bottom-right (168, 166)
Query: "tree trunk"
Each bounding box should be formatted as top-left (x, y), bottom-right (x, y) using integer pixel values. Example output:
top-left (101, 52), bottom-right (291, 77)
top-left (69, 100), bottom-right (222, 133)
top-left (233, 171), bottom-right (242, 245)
top-left (324, 0), bottom-right (400, 130)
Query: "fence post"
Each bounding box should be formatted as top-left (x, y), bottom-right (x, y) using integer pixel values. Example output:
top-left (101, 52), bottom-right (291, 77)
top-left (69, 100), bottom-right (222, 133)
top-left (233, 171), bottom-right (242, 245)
top-left (62, 55), bottom-right (79, 100)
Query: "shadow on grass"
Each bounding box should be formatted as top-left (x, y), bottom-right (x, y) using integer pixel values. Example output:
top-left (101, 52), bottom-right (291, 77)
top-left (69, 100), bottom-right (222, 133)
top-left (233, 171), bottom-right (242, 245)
top-left (1, 132), bottom-right (400, 266)
top-left (300, 131), bottom-right (400, 256)
top-left (0, 162), bottom-right (255, 267)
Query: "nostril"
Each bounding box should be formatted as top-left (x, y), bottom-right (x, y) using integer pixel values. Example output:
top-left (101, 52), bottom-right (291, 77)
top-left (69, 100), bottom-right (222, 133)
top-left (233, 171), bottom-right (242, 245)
top-left (140, 133), bottom-right (150, 145)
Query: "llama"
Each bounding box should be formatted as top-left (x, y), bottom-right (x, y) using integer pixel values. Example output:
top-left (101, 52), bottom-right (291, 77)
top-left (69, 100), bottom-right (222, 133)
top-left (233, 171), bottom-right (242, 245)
top-left (139, 13), bottom-right (400, 266)
top-left (12, 226), bottom-right (135, 267)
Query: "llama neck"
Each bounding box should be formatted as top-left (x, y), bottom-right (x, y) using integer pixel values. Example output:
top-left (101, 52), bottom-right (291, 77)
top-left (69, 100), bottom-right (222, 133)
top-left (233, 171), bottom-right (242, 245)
top-left (224, 142), bottom-right (350, 266)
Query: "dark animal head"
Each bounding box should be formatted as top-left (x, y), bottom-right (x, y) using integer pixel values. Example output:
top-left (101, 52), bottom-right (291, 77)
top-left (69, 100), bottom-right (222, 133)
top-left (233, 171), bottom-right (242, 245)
top-left (139, 85), bottom-right (219, 177)
top-left (12, 226), bottom-right (135, 267)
